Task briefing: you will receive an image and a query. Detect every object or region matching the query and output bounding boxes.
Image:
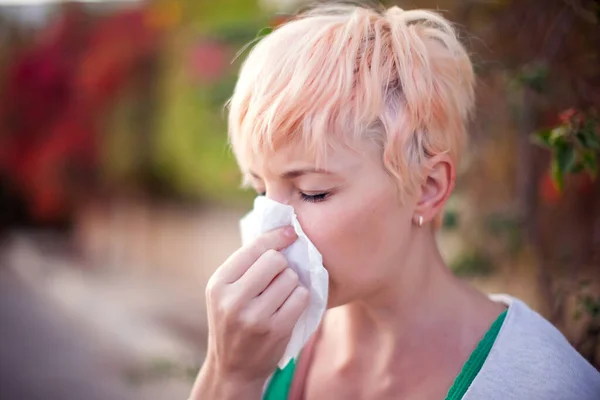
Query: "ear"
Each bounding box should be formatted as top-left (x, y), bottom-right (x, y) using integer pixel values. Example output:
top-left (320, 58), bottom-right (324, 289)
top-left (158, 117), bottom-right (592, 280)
top-left (414, 154), bottom-right (455, 226)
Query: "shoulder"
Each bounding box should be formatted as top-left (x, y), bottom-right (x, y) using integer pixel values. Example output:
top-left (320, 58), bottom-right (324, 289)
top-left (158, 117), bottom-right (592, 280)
top-left (464, 294), bottom-right (600, 400)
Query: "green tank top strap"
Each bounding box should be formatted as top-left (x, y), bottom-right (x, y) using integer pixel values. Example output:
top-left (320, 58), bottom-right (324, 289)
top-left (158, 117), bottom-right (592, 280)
top-left (263, 310), bottom-right (508, 400)
top-left (445, 309), bottom-right (507, 400)
top-left (263, 358), bottom-right (297, 400)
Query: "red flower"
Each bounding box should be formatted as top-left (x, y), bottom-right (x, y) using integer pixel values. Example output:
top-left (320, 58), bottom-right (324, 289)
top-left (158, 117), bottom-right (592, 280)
top-left (188, 40), bottom-right (230, 83)
top-left (1, 5), bottom-right (159, 223)
top-left (558, 108), bottom-right (580, 125)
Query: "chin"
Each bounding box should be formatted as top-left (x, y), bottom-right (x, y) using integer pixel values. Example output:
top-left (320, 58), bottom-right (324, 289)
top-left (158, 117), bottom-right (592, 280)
top-left (324, 283), bottom-right (353, 309)
top-left (326, 298), bottom-right (341, 309)
top-left (325, 287), bottom-right (340, 309)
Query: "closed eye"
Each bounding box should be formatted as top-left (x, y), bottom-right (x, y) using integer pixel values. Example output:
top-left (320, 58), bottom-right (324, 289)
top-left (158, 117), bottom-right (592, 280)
top-left (255, 191), bottom-right (330, 203)
top-left (301, 192), bottom-right (329, 203)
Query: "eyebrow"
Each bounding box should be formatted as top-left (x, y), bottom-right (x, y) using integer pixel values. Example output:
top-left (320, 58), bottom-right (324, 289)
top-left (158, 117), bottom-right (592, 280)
top-left (249, 168), bottom-right (332, 180)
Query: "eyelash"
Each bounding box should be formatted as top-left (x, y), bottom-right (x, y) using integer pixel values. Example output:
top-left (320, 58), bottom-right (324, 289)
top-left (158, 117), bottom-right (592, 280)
top-left (301, 192), bottom-right (329, 203)
top-left (258, 191), bottom-right (330, 203)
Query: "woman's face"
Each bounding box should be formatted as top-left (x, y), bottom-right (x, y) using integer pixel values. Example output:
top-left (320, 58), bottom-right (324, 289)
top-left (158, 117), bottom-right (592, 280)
top-left (247, 140), bottom-right (417, 308)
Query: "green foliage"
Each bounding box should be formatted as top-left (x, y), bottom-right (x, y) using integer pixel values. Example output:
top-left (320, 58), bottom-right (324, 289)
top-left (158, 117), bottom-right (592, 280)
top-left (574, 280), bottom-right (600, 321)
top-left (581, 296), bottom-right (600, 318)
top-left (532, 109), bottom-right (599, 191)
top-left (150, 3), bottom-right (270, 206)
top-left (186, 0), bottom-right (262, 31)
top-left (442, 209), bottom-right (459, 230)
top-left (516, 63), bottom-right (549, 93)
top-left (451, 251), bottom-right (494, 277)
top-left (484, 213), bottom-right (523, 256)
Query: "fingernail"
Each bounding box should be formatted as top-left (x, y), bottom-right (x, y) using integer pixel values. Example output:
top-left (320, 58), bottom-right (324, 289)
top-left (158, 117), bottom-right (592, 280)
top-left (283, 227), bottom-right (296, 238)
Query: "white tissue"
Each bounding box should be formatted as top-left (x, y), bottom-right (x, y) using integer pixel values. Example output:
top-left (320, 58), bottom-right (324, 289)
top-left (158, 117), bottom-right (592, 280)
top-left (239, 196), bottom-right (329, 369)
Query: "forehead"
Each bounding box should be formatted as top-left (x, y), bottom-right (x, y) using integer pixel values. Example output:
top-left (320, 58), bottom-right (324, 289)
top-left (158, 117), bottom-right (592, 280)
top-left (245, 138), bottom-right (379, 179)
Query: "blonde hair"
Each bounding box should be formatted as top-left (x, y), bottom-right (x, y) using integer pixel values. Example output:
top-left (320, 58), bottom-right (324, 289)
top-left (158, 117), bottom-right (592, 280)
top-left (227, 3), bottom-right (475, 200)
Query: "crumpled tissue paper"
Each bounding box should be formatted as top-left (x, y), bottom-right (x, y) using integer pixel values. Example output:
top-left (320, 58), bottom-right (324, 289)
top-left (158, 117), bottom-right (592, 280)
top-left (240, 196), bottom-right (329, 369)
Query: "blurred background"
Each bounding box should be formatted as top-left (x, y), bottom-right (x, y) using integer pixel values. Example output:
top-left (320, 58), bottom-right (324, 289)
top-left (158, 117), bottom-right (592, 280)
top-left (0, 0), bottom-right (598, 398)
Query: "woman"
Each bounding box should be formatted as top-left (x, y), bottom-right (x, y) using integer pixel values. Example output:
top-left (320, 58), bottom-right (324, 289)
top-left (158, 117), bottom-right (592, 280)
top-left (190, 4), bottom-right (600, 399)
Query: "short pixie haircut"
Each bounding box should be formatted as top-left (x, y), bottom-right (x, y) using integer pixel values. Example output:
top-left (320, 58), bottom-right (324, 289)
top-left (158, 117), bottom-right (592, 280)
top-left (227, 3), bottom-right (475, 200)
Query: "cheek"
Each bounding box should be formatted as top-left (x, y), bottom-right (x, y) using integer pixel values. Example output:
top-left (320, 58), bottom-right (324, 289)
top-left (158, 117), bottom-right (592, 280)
top-left (297, 190), bottom-right (408, 293)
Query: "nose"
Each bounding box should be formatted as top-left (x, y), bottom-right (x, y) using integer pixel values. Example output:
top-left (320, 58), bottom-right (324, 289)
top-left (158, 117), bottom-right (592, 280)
top-left (263, 188), bottom-right (291, 206)
top-left (264, 194), bottom-right (291, 206)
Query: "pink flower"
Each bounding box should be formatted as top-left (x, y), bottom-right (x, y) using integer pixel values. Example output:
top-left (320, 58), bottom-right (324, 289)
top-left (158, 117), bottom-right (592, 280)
top-left (188, 40), bottom-right (229, 83)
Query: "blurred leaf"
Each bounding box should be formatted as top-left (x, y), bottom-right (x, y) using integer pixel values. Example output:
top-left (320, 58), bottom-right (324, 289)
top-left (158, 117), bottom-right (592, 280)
top-left (581, 150), bottom-right (598, 178)
top-left (484, 213), bottom-right (523, 255)
top-left (551, 144), bottom-right (577, 190)
top-left (571, 162), bottom-right (585, 174)
top-left (584, 129), bottom-right (600, 151)
top-left (551, 158), bottom-right (564, 191)
top-left (581, 295), bottom-right (600, 318)
top-left (576, 132), bottom-right (590, 148)
top-left (549, 126), bottom-right (567, 145)
top-left (517, 63), bottom-right (549, 93)
top-left (485, 213), bottom-right (518, 234)
top-left (532, 128), bottom-right (553, 148)
top-left (575, 130), bottom-right (600, 150)
top-left (576, 120), bottom-right (600, 150)
top-left (451, 251), bottom-right (494, 277)
top-left (574, 309), bottom-right (583, 321)
top-left (442, 210), bottom-right (459, 230)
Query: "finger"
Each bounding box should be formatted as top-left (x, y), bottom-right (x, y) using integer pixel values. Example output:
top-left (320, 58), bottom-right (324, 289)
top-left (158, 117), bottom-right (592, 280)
top-left (271, 286), bottom-right (309, 333)
top-left (215, 226), bottom-right (297, 283)
top-left (247, 268), bottom-right (299, 318)
top-left (232, 249), bottom-right (289, 297)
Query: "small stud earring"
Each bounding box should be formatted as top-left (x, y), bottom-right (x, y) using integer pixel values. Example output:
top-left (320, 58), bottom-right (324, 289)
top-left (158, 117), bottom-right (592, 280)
top-left (417, 215), bottom-right (423, 227)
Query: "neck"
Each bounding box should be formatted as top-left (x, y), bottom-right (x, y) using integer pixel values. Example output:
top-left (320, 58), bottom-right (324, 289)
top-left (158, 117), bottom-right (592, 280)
top-left (321, 228), bottom-right (500, 375)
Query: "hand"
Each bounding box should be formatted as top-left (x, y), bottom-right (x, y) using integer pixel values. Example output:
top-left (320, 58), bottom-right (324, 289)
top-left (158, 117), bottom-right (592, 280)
top-left (190, 226), bottom-right (309, 400)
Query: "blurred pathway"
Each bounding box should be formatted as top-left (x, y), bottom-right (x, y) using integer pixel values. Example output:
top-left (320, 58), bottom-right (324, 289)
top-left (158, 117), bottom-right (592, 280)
top-left (1, 202), bottom-right (246, 399)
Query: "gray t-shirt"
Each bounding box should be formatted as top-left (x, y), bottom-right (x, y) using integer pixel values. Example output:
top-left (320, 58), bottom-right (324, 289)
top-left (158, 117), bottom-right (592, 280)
top-left (464, 294), bottom-right (600, 400)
